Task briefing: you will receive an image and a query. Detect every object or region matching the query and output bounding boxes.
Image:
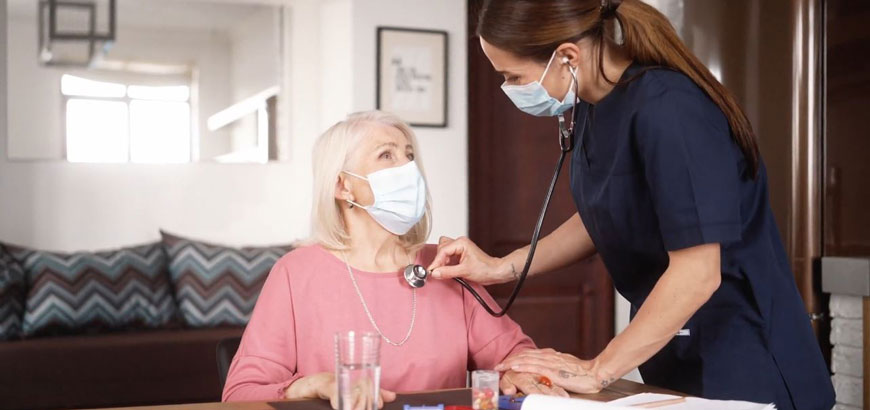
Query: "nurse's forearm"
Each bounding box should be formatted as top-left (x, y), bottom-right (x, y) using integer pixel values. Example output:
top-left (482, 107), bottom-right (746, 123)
top-left (591, 243), bottom-right (721, 385)
top-left (500, 212), bottom-right (596, 277)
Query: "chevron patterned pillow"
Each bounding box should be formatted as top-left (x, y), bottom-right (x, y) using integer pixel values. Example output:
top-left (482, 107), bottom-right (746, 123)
top-left (0, 245), bottom-right (25, 340)
top-left (160, 231), bottom-right (293, 327)
top-left (5, 242), bottom-right (175, 337)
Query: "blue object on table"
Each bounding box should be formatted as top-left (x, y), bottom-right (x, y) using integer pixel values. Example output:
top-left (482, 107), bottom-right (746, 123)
top-left (403, 405), bottom-right (444, 410)
top-left (499, 395), bottom-right (526, 410)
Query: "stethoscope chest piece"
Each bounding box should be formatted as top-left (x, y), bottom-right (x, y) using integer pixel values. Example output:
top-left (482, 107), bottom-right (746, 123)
top-left (404, 264), bottom-right (429, 288)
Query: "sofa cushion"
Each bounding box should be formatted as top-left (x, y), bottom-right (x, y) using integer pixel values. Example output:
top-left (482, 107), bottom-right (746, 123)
top-left (161, 231), bottom-right (292, 327)
top-left (5, 242), bottom-right (175, 337)
top-left (0, 245), bottom-right (25, 340)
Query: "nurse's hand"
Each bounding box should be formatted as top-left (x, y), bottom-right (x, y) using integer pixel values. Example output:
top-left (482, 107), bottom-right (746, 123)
top-left (500, 370), bottom-right (569, 398)
top-left (495, 349), bottom-right (604, 394)
top-left (427, 236), bottom-right (514, 285)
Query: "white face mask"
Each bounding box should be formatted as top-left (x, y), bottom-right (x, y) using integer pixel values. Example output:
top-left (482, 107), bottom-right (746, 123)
top-left (500, 50), bottom-right (577, 117)
top-left (342, 161), bottom-right (427, 236)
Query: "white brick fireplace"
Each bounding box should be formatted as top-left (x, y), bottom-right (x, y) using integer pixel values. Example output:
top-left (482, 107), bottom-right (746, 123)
top-left (823, 257), bottom-right (870, 410)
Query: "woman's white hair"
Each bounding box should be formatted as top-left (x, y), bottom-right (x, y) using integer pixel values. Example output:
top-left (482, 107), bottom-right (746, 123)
top-left (307, 110), bottom-right (432, 251)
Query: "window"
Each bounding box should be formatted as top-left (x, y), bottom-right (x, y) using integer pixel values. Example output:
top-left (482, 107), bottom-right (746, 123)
top-left (62, 74), bottom-right (192, 163)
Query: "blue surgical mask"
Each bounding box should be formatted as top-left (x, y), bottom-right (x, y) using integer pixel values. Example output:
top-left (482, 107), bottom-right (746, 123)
top-left (342, 161), bottom-right (427, 236)
top-left (501, 50), bottom-right (577, 117)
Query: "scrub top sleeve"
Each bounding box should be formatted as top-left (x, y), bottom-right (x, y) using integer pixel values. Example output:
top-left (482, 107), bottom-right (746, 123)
top-left (634, 89), bottom-right (743, 251)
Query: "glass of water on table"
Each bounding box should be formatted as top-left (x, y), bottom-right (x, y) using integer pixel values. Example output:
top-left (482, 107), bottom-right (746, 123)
top-left (335, 331), bottom-right (382, 410)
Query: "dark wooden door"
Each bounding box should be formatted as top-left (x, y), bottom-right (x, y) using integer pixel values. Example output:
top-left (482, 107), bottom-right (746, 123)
top-left (466, 0), bottom-right (614, 359)
top-left (824, 0), bottom-right (870, 258)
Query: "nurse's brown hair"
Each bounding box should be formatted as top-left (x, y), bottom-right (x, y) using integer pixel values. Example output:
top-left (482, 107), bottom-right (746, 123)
top-left (477, 0), bottom-right (760, 177)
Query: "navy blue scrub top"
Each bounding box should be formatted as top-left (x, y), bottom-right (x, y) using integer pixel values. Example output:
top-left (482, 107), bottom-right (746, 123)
top-left (569, 63), bottom-right (834, 409)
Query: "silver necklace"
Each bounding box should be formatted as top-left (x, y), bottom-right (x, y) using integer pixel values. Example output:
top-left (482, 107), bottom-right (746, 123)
top-left (341, 251), bottom-right (416, 346)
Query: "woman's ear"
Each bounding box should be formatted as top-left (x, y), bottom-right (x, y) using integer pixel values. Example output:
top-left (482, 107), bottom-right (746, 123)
top-left (556, 42), bottom-right (583, 69)
top-left (335, 174), bottom-right (354, 204)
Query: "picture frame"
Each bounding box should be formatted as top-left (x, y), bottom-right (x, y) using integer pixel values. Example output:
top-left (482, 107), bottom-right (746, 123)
top-left (376, 27), bottom-right (448, 128)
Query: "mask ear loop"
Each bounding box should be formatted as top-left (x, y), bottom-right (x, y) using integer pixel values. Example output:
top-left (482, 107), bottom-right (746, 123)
top-left (539, 50), bottom-right (560, 83)
top-left (341, 170), bottom-right (369, 209)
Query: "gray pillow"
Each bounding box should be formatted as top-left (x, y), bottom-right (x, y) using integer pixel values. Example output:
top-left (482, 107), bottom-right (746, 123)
top-left (6, 242), bottom-right (175, 337)
top-left (160, 231), bottom-right (292, 327)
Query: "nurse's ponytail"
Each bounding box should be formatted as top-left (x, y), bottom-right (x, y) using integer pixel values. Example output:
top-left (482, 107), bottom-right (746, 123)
top-left (477, 0), bottom-right (761, 177)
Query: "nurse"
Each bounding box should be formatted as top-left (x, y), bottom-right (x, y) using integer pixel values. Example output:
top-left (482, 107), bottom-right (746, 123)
top-left (427, 0), bottom-right (835, 408)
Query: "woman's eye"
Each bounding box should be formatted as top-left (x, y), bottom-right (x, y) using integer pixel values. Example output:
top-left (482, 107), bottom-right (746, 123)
top-left (407, 153), bottom-right (415, 161)
top-left (379, 151), bottom-right (393, 160)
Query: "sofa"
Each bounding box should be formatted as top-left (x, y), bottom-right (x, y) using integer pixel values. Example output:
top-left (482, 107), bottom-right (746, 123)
top-left (0, 231), bottom-right (292, 410)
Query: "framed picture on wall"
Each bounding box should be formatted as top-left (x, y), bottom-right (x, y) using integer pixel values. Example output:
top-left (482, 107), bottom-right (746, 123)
top-left (376, 27), bottom-right (448, 128)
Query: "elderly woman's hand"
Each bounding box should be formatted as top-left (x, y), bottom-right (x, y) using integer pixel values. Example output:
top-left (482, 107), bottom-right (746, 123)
top-left (286, 372), bottom-right (396, 409)
top-left (496, 349), bottom-right (606, 394)
top-left (500, 369), bottom-right (569, 398)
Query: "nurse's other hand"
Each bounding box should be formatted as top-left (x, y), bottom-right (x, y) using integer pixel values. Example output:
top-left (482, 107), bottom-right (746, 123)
top-left (427, 236), bottom-right (512, 285)
top-left (500, 370), bottom-right (569, 398)
top-left (495, 349), bottom-right (604, 394)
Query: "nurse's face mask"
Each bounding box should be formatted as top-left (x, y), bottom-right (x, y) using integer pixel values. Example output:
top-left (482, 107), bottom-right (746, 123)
top-left (342, 161), bottom-right (427, 236)
top-left (501, 50), bottom-right (577, 117)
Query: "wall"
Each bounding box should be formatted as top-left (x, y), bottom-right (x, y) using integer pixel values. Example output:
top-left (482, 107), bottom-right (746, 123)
top-left (0, 0), bottom-right (469, 252)
top-left (0, 0), bottom-right (298, 250)
top-left (227, 6), bottom-right (282, 155)
top-left (5, 1), bottom-right (236, 161)
top-left (350, 0), bottom-right (469, 240)
top-left (230, 7), bottom-right (281, 102)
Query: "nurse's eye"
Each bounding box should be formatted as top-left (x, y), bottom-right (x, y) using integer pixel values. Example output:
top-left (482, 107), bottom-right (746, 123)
top-left (505, 76), bottom-right (520, 84)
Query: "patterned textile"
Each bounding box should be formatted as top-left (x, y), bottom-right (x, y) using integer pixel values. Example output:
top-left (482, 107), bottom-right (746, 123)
top-left (6, 242), bottom-right (175, 337)
top-left (160, 231), bottom-right (292, 327)
top-left (0, 245), bottom-right (25, 340)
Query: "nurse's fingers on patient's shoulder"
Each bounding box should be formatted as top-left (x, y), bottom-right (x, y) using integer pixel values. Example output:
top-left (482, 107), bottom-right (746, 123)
top-left (427, 237), bottom-right (456, 270)
top-left (428, 237), bottom-right (464, 271)
top-left (430, 264), bottom-right (470, 280)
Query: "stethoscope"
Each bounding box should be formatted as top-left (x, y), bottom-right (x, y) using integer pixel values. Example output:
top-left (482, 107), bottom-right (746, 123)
top-left (402, 60), bottom-right (588, 317)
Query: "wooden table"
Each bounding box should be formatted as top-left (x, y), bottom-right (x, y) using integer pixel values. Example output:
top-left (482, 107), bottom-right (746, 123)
top-left (99, 379), bottom-right (683, 410)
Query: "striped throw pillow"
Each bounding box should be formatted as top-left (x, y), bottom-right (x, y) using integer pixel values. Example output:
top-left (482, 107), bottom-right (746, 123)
top-left (0, 245), bottom-right (25, 340)
top-left (160, 231), bottom-right (292, 327)
top-left (6, 242), bottom-right (175, 337)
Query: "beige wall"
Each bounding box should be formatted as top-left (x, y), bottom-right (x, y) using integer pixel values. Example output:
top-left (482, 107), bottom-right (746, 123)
top-left (0, 0), bottom-right (470, 251)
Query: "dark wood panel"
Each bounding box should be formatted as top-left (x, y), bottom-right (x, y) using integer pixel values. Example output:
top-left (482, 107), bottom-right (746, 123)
top-left (824, 0), bottom-right (870, 257)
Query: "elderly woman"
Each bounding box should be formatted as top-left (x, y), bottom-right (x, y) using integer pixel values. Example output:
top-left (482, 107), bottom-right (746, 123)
top-left (222, 111), bottom-right (560, 407)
